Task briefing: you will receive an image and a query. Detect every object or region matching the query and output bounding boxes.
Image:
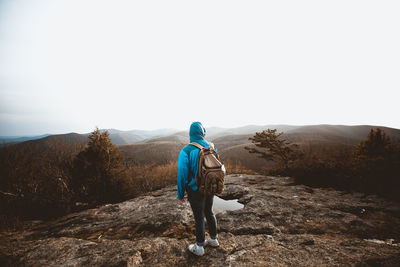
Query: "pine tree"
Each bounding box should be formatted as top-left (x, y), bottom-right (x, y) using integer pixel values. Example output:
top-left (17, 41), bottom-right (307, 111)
top-left (351, 128), bottom-right (399, 197)
top-left (355, 128), bottom-right (391, 158)
top-left (72, 128), bottom-right (125, 203)
top-left (245, 129), bottom-right (302, 170)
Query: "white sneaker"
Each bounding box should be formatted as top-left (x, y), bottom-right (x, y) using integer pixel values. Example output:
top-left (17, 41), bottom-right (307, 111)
top-left (204, 238), bottom-right (219, 247)
top-left (188, 244), bottom-right (204, 256)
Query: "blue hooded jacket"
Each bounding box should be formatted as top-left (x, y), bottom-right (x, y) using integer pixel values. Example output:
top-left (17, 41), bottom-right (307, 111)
top-left (177, 122), bottom-right (218, 200)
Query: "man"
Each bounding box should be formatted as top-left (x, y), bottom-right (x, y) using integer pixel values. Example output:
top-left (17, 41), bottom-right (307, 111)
top-left (177, 122), bottom-right (219, 256)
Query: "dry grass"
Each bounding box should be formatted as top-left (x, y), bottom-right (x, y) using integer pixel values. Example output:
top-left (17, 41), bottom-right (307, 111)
top-left (122, 159), bottom-right (257, 198)
top-left (224, 160), bottom-right (256, 175)
top-left (123, 161), bottom-right (178, 197)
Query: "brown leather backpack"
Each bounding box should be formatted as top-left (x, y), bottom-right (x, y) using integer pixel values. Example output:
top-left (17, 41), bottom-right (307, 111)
top-left (190, 142), bottom-right (225, 195)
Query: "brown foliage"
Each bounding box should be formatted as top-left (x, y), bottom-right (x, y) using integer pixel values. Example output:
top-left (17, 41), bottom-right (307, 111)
top-left (0, 128), bottom-right (180, 227)
top-left (71, 128), bottom-right (126, 204)
top-left (0, 140), bottom-right (83, 219)
top-left (223, 160), bottom-right (256, 175)
top-left (287, 128), bottom-right (400, 201)
top-left (122, 161), bottom-right (178, 196)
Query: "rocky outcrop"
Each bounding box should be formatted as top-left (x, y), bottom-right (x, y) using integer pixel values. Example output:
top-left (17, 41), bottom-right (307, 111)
top-left (1, 174), bottom-right (399, 266)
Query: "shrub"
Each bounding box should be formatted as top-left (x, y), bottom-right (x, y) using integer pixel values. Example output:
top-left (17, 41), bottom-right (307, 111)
top-left (0, 140), bottom-right (82, 220)
top-left (123, 161), bottom-right (178, 196)
top-left (287, 128), bottom-right (400, 201)
top-left (71, 128), bottom-right (126, 204)
top-left (350, 128), bottom-right (400, 199)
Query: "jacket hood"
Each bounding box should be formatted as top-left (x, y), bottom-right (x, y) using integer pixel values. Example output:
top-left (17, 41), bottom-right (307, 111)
top-left (189, 122), bottom-right (206, 143)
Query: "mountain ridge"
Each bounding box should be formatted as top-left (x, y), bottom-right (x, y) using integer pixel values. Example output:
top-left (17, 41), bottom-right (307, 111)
top-left (3, 125), bottom-right (400, 170)
top-left (3, 124), bottom-right (399, 146)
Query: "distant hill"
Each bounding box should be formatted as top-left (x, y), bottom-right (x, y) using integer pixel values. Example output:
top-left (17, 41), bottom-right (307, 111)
top-left (212, 125), bottom-right (400, 170)
top-left (119, 124), bottom-right (400, 171)
top-left (211, 124), bottom-right (400, 148)
top-left (209, 125), bottom-right (299, 139)
top-left (0, 134), bottom-right (51, 146)
top-left (100, 128), bottom-right (182, 145)
top-left (108, 133), bottom-right (144, 145)
top-left (119, 141), bottom-right (184, 165)
top-left (285, 124), bottom-right (400, 143)
top-left (3, 132), bottom-right (144, 147)
top-left (122, 128), bottom-right (179, 139)
top-left (4, 124), bottom-right (400, 172)
top-left (17, 133), bottom-right (88, 149)
top-left (143, 131), bottom-right (189, 144)
top-left (2, 128), bottom-right (180, 146)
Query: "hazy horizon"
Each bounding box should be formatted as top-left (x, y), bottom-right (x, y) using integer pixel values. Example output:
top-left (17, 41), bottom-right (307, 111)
top-left (1, 122), bottom-right (400, 138)
top-left (1, 1), bottom-right (399, 136)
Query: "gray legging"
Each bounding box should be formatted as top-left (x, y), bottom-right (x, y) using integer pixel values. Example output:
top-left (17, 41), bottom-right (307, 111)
top-left (187, 187), bottom-right (218, 246)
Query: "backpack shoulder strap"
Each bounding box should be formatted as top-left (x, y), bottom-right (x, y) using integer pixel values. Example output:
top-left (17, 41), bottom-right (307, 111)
top-left (189, 142), bottom-right (204, 150)
top-left (209, 142), bottom-right (215, 150)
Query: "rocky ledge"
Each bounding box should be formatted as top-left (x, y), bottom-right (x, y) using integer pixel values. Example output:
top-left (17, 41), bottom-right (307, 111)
top-left (1, 174), bottom-right (399, 266)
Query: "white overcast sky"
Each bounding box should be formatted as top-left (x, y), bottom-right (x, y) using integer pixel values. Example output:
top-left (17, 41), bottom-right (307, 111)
top-left (0, 0), bottom-right (399, 136)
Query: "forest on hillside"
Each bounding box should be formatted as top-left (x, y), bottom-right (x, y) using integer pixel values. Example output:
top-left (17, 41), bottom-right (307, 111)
top-left (1, 126), bottom-right (399, 230)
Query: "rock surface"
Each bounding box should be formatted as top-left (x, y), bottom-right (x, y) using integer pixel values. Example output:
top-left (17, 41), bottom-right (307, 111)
top-left (1, 174), bottom-right (400, 266)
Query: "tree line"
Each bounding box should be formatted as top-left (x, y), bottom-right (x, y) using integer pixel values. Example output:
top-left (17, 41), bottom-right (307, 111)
top-left (1, 126), bottom-right (398, 229)
top-left (0, 128), bottom-right (177, 229)
top-left (246, 128), bottom-right (400, 201)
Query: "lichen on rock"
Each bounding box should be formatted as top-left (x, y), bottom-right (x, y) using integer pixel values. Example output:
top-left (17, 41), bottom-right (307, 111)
top-left (1, 174), bottom-right (399, 266)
